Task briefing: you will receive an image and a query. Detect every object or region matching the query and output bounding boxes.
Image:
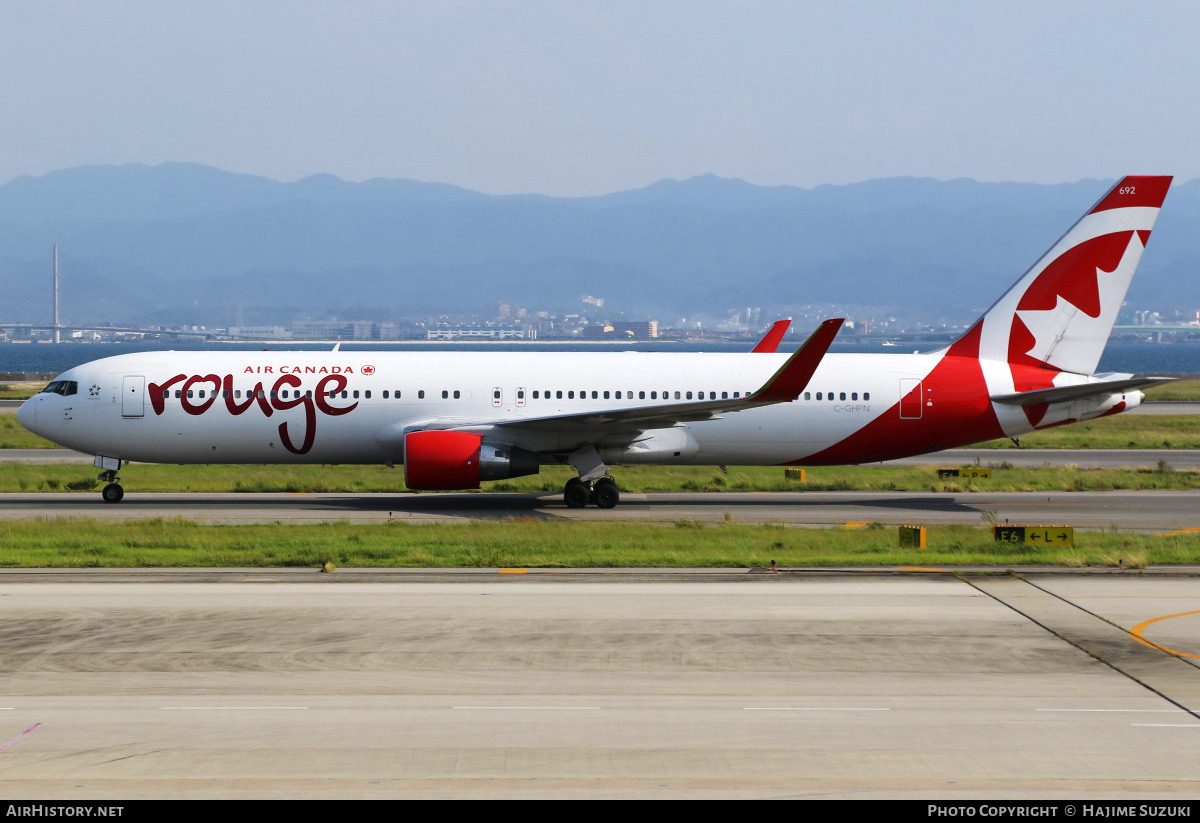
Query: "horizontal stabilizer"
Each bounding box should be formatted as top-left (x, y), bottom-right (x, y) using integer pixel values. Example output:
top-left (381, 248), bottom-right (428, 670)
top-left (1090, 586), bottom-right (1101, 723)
top-left (990, 376), bottom-right (1174, 407)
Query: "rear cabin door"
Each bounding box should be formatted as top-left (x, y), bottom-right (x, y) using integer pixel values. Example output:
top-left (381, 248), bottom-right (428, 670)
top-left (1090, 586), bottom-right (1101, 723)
top-left (122, 375), bottom-right (145, 417)
top-left (899, 379), bottom-right (923, 420)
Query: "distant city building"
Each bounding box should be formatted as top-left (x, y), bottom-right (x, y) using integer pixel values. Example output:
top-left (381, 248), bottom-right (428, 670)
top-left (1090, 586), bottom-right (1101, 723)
top-left (426, 327), bottom-right (536, 340)
top-left (582, 324), bottom-right (614, 339)
top-left (610, 321), bottom-right (659, 338)
top-left (289, 321), bottom-right (399, 340)
top-left (228, 326), bottom-right (292, 339)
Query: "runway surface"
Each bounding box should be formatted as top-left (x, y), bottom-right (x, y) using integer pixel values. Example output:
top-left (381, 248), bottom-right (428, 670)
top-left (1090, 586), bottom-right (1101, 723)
top-left (1, 572), bottom-right (1198, 798)
top-left (0, 488), bottom-right (1198, 530)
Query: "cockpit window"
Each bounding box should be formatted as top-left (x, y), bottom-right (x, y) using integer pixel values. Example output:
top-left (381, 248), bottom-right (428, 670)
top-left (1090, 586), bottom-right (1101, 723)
top-left (40, 380), bottom-right (78, 397)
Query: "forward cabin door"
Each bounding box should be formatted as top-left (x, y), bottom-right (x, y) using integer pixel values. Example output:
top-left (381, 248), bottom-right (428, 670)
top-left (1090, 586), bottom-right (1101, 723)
top-left (122, 375), bottom-right (145, 418)
top-left (899, 378), bottom-right (923, 420)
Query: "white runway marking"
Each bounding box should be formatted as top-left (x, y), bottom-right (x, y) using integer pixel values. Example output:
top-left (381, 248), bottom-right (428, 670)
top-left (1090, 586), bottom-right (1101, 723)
top-left (161, 706), bottom-right (308, 710)
top-left (1131, 723), bottom-right (1200, 727)
top-left (743, 707), bottom-right (890, 711)
top-left (453, 706), bottom-right (600, 710)
top-left (1037, 708), bottom-right (1186, 713)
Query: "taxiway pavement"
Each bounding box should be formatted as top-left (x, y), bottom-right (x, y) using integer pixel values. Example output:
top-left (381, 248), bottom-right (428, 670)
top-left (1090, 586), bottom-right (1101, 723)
top-left (1, 572), bottom-right (1197, 798)
top-left (0, 489), bottom-right (1197, 530)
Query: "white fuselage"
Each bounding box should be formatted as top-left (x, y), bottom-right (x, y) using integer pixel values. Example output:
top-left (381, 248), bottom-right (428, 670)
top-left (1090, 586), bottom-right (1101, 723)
top-left (16, 348), bottom-right (1136, 469)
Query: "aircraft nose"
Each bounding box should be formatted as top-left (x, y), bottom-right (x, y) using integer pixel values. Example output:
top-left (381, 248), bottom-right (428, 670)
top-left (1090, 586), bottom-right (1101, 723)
top-left (16, 396), bottom-right (36, 434)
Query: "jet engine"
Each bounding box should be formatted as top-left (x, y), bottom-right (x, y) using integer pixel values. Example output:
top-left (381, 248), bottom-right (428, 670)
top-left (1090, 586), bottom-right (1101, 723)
top-left (403, 430), bottom-right (540, 490)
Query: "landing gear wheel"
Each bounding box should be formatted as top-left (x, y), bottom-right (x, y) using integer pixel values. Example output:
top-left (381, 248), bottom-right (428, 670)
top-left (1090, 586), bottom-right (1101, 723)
top-left (564, 478), bottom-right (589, 509)
top-left (593, 479), bottom-right (619, 509)
top-left (101, 483), bottom-right (124, 504)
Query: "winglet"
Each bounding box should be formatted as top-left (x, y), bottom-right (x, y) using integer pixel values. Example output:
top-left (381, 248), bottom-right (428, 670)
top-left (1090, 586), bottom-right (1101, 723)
top-left (748, 318), bottom-right (843, 403)
top-left (751, 319), bottom-right (791, 353)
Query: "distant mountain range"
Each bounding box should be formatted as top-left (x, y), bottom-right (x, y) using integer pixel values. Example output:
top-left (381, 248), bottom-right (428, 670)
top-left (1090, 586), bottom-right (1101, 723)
top-left (0, 163), bottom-right (1195, 328)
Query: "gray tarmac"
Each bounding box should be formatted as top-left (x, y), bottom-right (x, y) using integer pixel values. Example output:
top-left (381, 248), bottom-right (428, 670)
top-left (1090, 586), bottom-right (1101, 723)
top-left (1, 572), bottom-right (1198, 798)
top-left (0, 488), bottom-right (1197, 530)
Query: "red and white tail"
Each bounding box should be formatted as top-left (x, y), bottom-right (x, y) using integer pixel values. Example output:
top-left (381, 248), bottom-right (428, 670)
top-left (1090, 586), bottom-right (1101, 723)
top-left (976, 175), bottom-right (1171, 378)
top-left (964, 175), bottom-right (1172, 434)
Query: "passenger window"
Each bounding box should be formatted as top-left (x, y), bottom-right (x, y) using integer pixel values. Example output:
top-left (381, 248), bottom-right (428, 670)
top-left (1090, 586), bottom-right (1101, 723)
top-left (272, 391), bottom-right (279, 399)
top-left (852, 393), bottom-right (857, 401)
top-left (175, 390), bottom-right (182, 398)
top-left (383, 391), bottom-right (389, 399)
top-left (442, 390), bottom-right (448, 399)
top-left (568, 391), bottom-right (574, 399)
top-left (187, 390), bottom-right (194, 398)
top-left (493, 390), bottom-right (500, 400)
top-left (674, 391), bottom-right (681, 399)
top-left (556, 391), bottom-right (562, 399)
top-left (340, 391), bottom-right (347, 399)
top-left (615, 391), bottom-right (621, 399)
top-left (686, 391), bottom-right (693, 400)
top-left (517, 390), bottom-right (525, 399)
top-left (734, 392), bottom-right (740, 398)
top-left (604, 391), bottom-right (610, 399)
top-left (639, 391), bottom-right (646, 399)
top-left (864, 392), bottom-right (870, 401)
top-left (222, 390), bottom-right (229, 399)
top-left (591, 391), bottom-right (598, 399)
top-left (305, 391), bottom-right (312, 399)
top-left (162, 390), bottom-right (170, 399)
top-left (829, 393), bottom-right (835, 402)
top-left (418, 390), bottom-right (425, 399)
top-left (453, 390), bottom-right (460, 399)
top-left (805, 392), bottom-right (811, 400)
top-left (533, 391), bottom-right (539, 399)
top-left (722, 392), bottom-right (728, 399)
top-left (235, 390), bottom-right (242, 399)
top-left (840, 392), bottom-right (846, 400)
top-left (365, 390), bottom-right (371, 399)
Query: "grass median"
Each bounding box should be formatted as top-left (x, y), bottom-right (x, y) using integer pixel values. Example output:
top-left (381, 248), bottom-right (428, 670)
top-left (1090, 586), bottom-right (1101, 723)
top-left (5, 460), bottom-right (1200, 494)
top-left (0, 517), bottom-right (1194, 568)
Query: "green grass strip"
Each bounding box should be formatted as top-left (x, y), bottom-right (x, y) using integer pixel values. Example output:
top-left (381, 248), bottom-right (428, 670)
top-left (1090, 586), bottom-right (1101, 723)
top-left (4, 460), bottom-right (1200, 494)
top-left (0, 518), bottom-right (1192, 568)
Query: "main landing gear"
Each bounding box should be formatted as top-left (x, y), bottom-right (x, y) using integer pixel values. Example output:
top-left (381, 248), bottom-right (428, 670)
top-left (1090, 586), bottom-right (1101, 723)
top-left (564, 476), bottom-right (619, 509)
top-left (98, 469), bottom-right (123, 503)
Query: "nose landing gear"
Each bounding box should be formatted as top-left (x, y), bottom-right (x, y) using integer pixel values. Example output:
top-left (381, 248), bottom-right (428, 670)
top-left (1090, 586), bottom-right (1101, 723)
top-left (563, 475), bottom-right (620, 509)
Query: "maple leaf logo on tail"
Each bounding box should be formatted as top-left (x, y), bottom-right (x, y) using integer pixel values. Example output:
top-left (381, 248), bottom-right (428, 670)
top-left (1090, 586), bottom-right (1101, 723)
top-left (967, 176), bottom-right (1172, 427)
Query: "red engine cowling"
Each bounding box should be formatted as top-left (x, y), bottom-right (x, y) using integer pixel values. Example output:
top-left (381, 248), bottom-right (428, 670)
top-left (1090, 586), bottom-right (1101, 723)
top-left (404, 431), bottom-right (483, 490)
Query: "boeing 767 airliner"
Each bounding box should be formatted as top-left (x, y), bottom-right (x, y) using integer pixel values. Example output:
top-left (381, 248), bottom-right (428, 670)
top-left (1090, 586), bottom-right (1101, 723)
top-left (18, 176), bottom-right (1174, 509)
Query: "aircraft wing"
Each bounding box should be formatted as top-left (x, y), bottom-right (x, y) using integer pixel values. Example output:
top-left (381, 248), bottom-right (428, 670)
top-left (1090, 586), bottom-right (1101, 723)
top-left (751, 319), bottom-right (791, 353)
top-left (989, 375), bottom-right (1174, 407)
top-left (421, 319), bottom-right (843, 435)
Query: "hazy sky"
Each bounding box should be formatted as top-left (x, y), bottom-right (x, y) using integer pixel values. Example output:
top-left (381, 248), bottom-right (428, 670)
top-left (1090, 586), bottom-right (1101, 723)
top-left (1, 1), bottom-right (1197, 195)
